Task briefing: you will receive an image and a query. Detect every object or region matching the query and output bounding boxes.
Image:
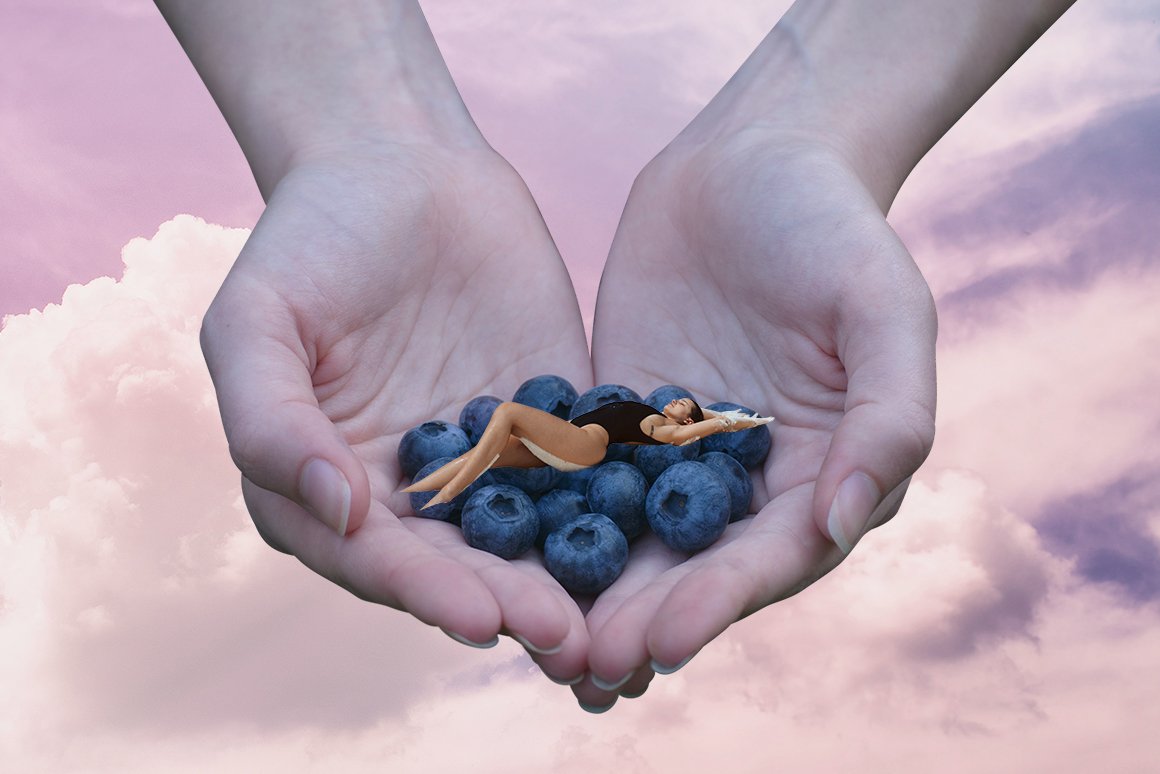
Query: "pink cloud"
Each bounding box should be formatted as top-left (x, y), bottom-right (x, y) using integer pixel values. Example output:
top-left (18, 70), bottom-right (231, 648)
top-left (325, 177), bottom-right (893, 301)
top-left (0, 218), bottom-right (493, 761)
top-left (0, 3), bottom-right (261, 319)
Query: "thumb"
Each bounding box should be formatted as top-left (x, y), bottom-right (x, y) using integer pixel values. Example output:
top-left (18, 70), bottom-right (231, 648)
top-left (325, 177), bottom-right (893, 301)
top-left (200, 295), bottom-right (371, 536)
top-left (813, 295), bottom-right (937, 554)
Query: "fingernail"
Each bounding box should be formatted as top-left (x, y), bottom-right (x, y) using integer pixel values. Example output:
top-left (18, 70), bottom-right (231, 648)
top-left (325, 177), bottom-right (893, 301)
top-left (545, 672), bottom-right (585, 686)
top-left (299, 458), bottom-right (352, 536)
top-left (578, 697), bottom-right (617, 714)
top-left (650, 653), bottom-right (695, 675)
top-left (441, 628), bottom-right (499, 649)
top-left (827, 472), bottom-right (881, 555)
top-left (511, 632), bottom-right (564, 656)
top-left (590, 671), bottom-right (634, 692)
top-left (621, 688), bottom-right (647, 699)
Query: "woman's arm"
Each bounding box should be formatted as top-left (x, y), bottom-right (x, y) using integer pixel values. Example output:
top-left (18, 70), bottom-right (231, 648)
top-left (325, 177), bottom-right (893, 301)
top-left (648, 416), bottom-right (733, 446)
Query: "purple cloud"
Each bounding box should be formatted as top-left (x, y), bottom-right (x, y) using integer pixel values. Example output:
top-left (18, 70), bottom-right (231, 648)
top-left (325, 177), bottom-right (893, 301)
top-left (930, 95), bottom-right (1160, 315)
top-left (1035, 470), bottom-right (1160, 603)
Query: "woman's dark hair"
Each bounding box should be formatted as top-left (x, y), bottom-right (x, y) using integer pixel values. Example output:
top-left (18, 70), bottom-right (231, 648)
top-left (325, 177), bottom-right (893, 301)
top-left (688, 401), bottom-right (704, 423)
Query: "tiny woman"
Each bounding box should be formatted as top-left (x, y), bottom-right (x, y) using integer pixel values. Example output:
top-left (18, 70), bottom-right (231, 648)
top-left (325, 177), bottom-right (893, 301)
top-left (404, 398), bottom-right (771, 508)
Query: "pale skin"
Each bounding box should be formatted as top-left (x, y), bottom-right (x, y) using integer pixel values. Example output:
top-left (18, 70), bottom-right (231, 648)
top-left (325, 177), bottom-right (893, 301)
top-left (404, 398), bottom-right (771, 506)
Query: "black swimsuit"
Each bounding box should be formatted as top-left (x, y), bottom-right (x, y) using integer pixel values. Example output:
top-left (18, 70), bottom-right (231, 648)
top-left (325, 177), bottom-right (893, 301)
top-left (570, 401), bottom-right (664, 446)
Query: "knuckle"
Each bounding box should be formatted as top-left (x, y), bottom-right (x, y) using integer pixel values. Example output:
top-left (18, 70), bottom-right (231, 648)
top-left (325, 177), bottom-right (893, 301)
top-left (895, 405), bottom-right (936, 476)
top-left (198, 295), bottom-right (228, 363)
top-left (225, 414), bottom-right (267, 479)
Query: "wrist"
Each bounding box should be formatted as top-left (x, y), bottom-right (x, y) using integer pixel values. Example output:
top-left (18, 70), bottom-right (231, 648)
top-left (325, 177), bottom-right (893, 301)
top-left (156, 0), bottom-right (485, 197)
top-left (671, 0), bottom-right (1075, 211)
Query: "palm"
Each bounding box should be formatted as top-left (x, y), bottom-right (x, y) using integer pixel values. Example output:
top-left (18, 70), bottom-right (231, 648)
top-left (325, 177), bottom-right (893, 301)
top-left (206, 147), bottom-right (593, 673)
top-left (584, 139), bottom-right (936, 694)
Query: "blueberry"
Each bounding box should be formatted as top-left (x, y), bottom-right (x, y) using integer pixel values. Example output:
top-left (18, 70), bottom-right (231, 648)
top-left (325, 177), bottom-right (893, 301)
top-left (645, 461), bottom-right (730, 552)
top-left (481, 464), bottom-right (560, 498)
top-left (513, 374), bottom-right (579, 420)
top-left (398, 420), bottom-right (472, 479)
top-left (699, 401), bottom-right (773, 469)
top-left (408, 456), bottom-right (480, 521)
top-left (696, 451), bottom-right (753, 522)
top-left (600, 442), bottom-right (636, 464)
top-left (535, 489), bottom-right (589, 547)
top-left (586, 461), bottom-right (648, 540)
top-left (569, 384), bottom-right (644, 419)
top-left (544, 514), bottom-right (629, 595)
top-left (556, 465), bottom-right (598, 496)
top-left (642, 384), bottom-right (696, 412)
top-left (460, 484), bottom-right (539, 559)
top-left (458, 395), bottom-right (502, 446)
top-left (634, 440), bottom-right (701, 483)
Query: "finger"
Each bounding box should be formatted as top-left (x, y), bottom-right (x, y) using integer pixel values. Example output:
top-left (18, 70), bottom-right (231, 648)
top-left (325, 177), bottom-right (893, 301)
top-left (403, 517), bottom-right (585, 679)
top-left (583, 534), bottom-right (688, 688)
top-left (589, 487), bottom-right (828, 680)
top-left (816, 280), bottom-right (937, 553)
top-left (202, 287), bottom-right (371, 536)
top-left (243, 479), bottom-right (503, 645)
top-left (644, 488), bottom-right (834, 669)
top-left (618, 668), bottom-right (655, 699)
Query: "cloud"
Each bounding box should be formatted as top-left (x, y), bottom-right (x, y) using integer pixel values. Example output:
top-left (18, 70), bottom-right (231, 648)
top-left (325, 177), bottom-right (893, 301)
top-left (1036, 472), bottom-right (1160, 603)
top-left (928, 95), bottom-right (1160, 315)
top-left (0, 217), bottom-right (490, 764)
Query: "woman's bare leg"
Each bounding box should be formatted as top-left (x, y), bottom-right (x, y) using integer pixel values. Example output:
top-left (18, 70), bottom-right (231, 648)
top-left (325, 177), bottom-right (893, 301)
top-left (423, 402), bottom-right (608, 507)
top-left (403, 435), bottom-right (546, 493)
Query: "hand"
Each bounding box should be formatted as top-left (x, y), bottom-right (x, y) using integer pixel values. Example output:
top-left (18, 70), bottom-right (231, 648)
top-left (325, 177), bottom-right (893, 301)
top-left (578, 133), bottom-right (937, 707)
top-left (200, 144), bottom-right (594, 679)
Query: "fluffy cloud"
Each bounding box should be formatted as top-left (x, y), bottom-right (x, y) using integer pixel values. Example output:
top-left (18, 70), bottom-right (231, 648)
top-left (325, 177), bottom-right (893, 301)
top-left (0, 217), bottom-right (494, 767)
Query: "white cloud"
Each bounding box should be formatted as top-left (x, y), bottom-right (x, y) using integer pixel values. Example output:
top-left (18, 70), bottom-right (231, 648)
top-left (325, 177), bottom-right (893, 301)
top-left (0, 217), bottom-right (496, 765)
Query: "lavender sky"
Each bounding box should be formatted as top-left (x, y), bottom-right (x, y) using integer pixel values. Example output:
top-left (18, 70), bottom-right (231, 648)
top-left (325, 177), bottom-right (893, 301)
top-left (2, 1), bottom-right (1159, 771)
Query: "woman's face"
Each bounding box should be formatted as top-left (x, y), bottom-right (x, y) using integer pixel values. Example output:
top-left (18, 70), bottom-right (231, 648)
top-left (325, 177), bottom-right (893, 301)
top-left (663, 398), bottom-right (697, 424)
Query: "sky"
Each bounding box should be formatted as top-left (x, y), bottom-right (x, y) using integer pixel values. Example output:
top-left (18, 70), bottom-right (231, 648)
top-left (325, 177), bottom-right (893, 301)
top-left (2, 1), bottom-right (1159, 771)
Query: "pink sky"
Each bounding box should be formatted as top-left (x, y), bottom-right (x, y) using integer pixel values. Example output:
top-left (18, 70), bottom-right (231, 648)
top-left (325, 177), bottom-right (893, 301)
top-left (3, 1), bottom-right (1160, 771)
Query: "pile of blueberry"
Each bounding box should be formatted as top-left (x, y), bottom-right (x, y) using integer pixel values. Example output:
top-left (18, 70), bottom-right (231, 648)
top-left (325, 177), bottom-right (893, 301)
top-left (398, 376), bottom-right (772, 596)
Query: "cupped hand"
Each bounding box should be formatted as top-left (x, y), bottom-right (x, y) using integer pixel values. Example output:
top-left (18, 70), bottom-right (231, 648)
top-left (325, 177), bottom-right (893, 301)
top-left (200, 143), bottom-right (593, 678)
top-left (577, 133), bottom-right (937, 707)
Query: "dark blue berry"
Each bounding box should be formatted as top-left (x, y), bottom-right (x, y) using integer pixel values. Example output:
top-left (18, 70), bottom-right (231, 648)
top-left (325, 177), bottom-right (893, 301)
top-left (544, 514), bottom-right (629, 595)
top-left (700, 401), bottom-right (772, 468)
top-left (458, 395), bottom-right (502, 446)
top-left (696, 451), bottom-right (753, 522)
top-left (556, 465), bottom-right (598, 496)
top-left (408, 456), bottom-right (478, 521)
top-left (460, 484), bottom-right (539, 560)
top-left (635, 440), bottom-right (701, 483)
top-left (513, 374), bottom-right (579, 420)
top-left (645, 461), bottom-right (730, 552)
top-left (398, 421), bottom-right (472, 479)
top-left (569, 384), bottom-right (644, 419)
top-left (481, 464), bottom-right (560, 498)
top-left (586, 461), bottom-right (648, 540)
top-left (642, 384), bottom-right (695, 412)
top-left (534, 489), bottom-right (589, 547)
